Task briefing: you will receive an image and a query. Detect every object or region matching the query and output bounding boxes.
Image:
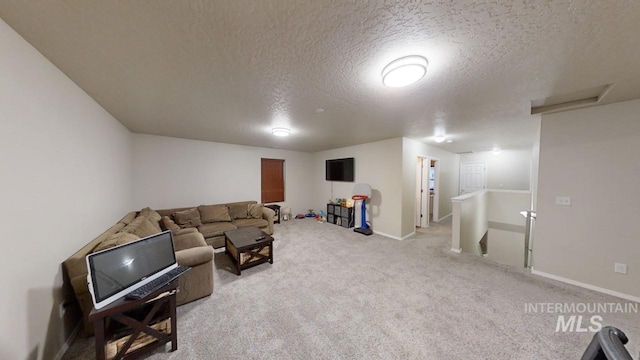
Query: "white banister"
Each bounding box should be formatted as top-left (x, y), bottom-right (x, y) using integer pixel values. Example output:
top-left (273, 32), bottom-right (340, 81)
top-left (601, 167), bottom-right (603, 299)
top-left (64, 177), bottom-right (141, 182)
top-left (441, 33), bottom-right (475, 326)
top-left (451, 190), bottom-right (532, 267)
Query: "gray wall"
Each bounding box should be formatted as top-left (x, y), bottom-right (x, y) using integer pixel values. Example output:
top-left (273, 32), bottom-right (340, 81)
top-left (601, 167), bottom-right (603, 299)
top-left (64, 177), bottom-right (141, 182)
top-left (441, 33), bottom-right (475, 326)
top-left (313, 138), bottom-right (404, 238)
top-left (402, 138), bottom-right (460, 237)
top-left (533, 99), bottom-right (640, 299)
top-left (0, 19), bottom-right (133, 360)
top-left (459, 149), bottom-right (533, 191)
top-left (131, 134), bottom-right (314, 215)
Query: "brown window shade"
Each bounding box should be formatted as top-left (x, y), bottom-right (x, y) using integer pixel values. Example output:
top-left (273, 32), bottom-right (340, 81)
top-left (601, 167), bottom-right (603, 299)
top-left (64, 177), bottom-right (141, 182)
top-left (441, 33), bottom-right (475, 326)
top-left (261, 158), bottom-right (285, 203)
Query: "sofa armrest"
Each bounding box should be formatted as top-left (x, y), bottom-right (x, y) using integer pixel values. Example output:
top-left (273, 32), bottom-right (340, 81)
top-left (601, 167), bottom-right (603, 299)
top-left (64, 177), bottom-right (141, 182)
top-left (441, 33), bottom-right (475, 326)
top-left (175, 227), bottom-right (198, 236)
top-left (176, 246), bottom-right (213, 267)
top-left (262, 206), bottom-right (275, 234)
top-left (174, 232), bottom-right (207, 252)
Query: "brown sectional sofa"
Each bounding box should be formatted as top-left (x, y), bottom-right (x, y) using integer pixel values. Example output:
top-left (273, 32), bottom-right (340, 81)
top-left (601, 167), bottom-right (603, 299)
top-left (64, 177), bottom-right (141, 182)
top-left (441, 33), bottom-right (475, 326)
top-left (157, 200), bottom-right (275, 249)
top-left (63, 200), bottom-right (275, 337)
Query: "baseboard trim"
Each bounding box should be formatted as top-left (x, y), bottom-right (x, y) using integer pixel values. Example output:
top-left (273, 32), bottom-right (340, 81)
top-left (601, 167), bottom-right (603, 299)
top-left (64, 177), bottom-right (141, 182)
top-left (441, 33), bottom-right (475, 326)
top-left (401, 231), bottom-right (416, 240)
top-left (373, 230), bottom-right (414, 241)
top-left (531, 268), bottom-right (640, 303)
top-left (450, 248), bottom-right (462, 253)
top-left (438, 213), bottom-right (452, 222)
top-left (54, 320), bottom-right (81, 360)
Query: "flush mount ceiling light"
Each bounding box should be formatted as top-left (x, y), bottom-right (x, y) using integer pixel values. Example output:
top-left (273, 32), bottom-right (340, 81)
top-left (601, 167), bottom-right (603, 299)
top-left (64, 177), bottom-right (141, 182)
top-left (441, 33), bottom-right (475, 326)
top-left (434, 135), bottom-right (445, 143)
top-left (272, 127), bottom-right (291, 137)
top-left (382, 55), bottom-right (428, 87)
top-left (492, 147), bottom-right (502, 155)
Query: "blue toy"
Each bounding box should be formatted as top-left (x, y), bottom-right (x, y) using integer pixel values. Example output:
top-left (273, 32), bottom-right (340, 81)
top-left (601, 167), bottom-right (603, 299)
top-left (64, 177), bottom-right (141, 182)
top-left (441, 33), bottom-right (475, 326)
top-left (352, 184), bottom-right (373, 236)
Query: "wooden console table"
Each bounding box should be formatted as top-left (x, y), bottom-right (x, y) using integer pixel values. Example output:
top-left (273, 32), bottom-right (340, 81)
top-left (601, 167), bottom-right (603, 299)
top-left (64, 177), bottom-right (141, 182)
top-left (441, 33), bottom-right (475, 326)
top-left (89, 280), bottom-right (178, 360)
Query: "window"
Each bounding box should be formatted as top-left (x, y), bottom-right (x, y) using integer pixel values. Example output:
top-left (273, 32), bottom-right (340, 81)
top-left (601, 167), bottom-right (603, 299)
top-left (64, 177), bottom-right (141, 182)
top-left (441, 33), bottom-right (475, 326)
top-left (261, 158), bottom-right (285, 203)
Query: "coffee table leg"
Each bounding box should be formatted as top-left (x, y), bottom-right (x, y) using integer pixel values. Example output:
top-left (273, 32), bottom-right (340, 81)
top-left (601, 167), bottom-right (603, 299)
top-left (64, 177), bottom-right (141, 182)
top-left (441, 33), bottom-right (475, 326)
top-left (269, 244), bottom-right (273, 264)
top-left (235, 254), bottom-right (241, 276)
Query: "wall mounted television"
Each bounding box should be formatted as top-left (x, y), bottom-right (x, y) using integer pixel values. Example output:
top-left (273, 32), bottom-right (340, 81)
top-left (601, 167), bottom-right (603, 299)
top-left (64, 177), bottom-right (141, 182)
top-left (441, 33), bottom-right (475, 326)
top-left (326, 157), bottom-right (354, 182)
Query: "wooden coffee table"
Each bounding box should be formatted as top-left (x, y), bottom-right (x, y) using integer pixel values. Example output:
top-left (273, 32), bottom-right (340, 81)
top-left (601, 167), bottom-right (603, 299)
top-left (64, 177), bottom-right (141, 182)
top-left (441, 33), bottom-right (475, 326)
top-left (224, 227), bottom-right (273, 275)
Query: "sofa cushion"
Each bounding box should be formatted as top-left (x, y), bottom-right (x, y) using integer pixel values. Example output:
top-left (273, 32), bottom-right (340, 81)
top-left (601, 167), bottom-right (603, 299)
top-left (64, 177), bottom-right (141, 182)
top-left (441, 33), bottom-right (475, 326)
top-left (176, 227), bottom-right (198, 236)
top-left (160, 216), bottom-right (181, 233)
top-left (198, 222), bottom-right (237, 238)
top-left (130, 217), bottom-right (161, 238)
top-left (232, 218), bottom-right (269, 229)
top-left (248, 203), bottom-right (263, 219)
top-left (228, 203), bottom-right (248, 219)
top-left (94, 232), bottom-right (139, 252)
top-left (139, 207), bottom-right (162, 231)
top-left (148, 209), bottom-right (162, 223)
top-left (173, 208), bottom-right (202, 228)
top-left (198, 204), bottom-right (231, 223)
top-left (121, 215), bottom-right (145, 233)
top-left (118, 211), bottom-right (137, 225)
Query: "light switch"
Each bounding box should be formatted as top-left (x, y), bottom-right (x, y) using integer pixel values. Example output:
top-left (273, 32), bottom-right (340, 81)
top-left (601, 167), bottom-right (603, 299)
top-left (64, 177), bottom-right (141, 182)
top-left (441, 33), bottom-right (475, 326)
top-left (614, 263), bottom-right (627, 274)
top-left (555, 196), bottom-right (571, 206)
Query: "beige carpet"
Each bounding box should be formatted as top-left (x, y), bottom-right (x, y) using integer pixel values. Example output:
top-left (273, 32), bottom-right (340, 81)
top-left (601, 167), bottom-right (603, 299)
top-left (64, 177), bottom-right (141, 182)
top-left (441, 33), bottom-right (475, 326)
top-left (63, 218), bottom-right (640, 359)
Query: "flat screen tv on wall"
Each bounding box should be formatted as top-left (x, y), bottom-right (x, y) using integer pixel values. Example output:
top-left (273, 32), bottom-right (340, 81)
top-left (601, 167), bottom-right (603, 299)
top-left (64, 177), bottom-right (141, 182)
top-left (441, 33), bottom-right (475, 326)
top-left (326, 157), bottom-right (354, 182)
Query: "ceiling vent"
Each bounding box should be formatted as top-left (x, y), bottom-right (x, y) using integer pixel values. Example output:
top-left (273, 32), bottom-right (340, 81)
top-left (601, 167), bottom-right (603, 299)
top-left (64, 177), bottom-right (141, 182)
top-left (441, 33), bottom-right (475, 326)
top-left (530, 84), bottom-right (613, 115)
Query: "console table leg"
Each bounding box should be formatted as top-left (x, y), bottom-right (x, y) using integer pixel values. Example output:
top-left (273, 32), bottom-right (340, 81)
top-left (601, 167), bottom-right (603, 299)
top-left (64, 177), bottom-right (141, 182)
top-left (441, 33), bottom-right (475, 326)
top-left (170, 293), bottom-right (177, 351)
top-left (94, 317), bottom-right (106, 360)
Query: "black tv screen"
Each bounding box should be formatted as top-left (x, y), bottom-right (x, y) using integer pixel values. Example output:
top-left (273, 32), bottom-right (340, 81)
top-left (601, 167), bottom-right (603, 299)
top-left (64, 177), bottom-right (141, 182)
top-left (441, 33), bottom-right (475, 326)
top-left (326, 157), bottom-right (354, 182)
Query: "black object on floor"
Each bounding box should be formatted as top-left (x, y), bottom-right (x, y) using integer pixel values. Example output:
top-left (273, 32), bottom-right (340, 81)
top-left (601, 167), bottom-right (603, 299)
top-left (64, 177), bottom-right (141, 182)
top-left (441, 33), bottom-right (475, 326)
top-left (581, 326), bottom-right (633, 360)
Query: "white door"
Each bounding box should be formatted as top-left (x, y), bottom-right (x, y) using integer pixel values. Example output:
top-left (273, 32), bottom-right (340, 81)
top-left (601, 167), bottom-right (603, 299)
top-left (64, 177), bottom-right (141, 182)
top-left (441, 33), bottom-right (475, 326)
top-left (460, 162), bottom-right (486, 194)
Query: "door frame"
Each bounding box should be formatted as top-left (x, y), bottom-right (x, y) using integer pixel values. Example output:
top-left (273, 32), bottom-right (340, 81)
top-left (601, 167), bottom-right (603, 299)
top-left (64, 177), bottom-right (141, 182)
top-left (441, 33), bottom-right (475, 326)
top-left (431, 157), bottom-right (440, 222)
top-left (415, 156), bottom-right (429, 228)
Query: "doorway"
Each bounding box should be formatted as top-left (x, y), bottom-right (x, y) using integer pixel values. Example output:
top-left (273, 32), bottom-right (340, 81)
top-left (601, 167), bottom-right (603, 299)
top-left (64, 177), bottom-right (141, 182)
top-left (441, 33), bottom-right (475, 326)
top-left (430, 158), bottom-right (440, 222)
top-left (416, 156), bottom-right (440, 228)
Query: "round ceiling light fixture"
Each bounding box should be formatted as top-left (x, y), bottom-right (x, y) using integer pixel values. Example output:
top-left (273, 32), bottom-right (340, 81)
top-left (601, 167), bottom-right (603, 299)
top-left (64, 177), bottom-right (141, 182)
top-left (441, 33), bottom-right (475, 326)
top-left (382, 55), bottom-right (428, 87)
top-left (492, 147), bottom-right (502, 155)
top-left (434, 135), bottom-right (446, 143)
top-left (272, 127), bottom-right (291, 137)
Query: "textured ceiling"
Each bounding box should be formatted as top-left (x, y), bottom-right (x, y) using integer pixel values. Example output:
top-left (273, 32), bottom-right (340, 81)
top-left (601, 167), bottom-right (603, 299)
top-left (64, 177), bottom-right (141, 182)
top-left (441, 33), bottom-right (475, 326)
top-left (2, 1), bottom-right (640, 153)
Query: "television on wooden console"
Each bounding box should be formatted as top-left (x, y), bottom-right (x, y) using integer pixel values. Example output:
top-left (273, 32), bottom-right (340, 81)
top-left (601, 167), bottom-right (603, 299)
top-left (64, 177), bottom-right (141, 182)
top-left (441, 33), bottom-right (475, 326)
top-left (326, 157), bottom-right (355, 182)
top-left (86, 230), bottom-right (178, 309)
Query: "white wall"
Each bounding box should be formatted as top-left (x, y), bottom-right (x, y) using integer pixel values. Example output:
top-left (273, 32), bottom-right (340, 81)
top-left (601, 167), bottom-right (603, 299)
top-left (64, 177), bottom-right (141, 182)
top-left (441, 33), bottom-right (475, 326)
top-left (459, 149), bottom-right (532, 191)
top-left (451, 191), bottom-right (488, 254)
top-left (0, 19), bottom-right (133, 360)
top-left (402, 138), bottom-right (460, 236)
top-left (534, 99), bottom-right (640, 299)
top-left (487, 190), bottom-right (531, 226)
top-left (312, 138), bottom-right (403, 239)
top-left (132, 134), bottom-right (314, 215)
top-left (530, 117), bottom-right (542, 210)
top-left (486, 190), bottom-right (531, 267)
